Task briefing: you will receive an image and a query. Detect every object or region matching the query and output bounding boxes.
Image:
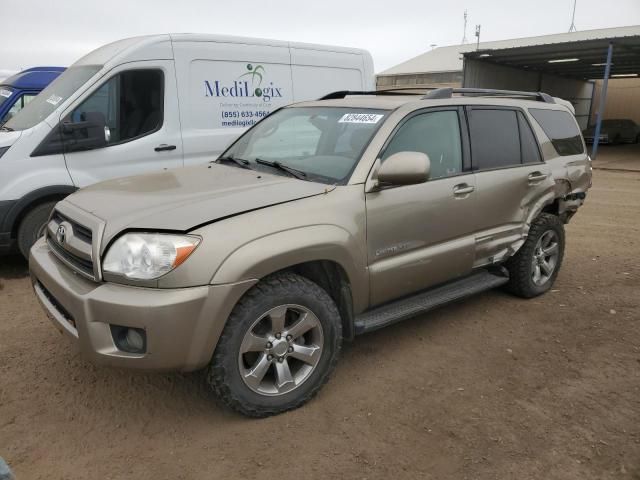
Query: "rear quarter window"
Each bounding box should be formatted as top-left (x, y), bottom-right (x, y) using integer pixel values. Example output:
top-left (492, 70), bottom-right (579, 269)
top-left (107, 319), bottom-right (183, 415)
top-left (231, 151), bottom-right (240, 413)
top-left (529, 108), bottom-right (584, 156)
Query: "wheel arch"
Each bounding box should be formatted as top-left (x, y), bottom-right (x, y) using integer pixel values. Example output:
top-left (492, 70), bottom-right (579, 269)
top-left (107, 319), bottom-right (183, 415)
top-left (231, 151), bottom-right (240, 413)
top-left (211, 225), bottom-right (368, 340)
top-left (4, 185), bottom-right (77, 237)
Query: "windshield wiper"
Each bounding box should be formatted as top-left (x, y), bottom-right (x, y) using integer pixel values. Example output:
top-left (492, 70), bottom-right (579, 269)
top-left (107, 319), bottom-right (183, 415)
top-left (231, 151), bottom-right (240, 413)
top-left (255, 158), bottom-right (307, 180)
top-left (215, 155), bottom-right (252, 170)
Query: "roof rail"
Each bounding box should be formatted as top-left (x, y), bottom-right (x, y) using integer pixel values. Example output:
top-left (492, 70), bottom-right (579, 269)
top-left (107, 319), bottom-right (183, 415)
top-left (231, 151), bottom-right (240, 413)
top-left (319, 88), bottom-right (432, 100)
top-left (423, 88), bottom-right (555, 104)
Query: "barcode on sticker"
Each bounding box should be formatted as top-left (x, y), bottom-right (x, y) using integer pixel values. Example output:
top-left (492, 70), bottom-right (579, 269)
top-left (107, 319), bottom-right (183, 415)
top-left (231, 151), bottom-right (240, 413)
top-left (46, 94), bottom-right (63, 106)
top-left (0, 89), bottom-right (11, 98)
top-left (338, 113), bottom-right (384, 124)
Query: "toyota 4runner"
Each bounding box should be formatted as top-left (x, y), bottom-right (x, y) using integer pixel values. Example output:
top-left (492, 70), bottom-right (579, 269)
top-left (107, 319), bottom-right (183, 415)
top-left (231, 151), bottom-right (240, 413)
top-left (29, 88), bottom-right (592, 417)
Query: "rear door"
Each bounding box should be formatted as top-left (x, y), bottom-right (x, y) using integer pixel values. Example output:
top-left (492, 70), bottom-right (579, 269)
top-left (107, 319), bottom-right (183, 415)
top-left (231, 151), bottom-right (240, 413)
top-left (63, 61), bottom-right (183, 187)
top-left (467, 106), bottom-right (553, 266)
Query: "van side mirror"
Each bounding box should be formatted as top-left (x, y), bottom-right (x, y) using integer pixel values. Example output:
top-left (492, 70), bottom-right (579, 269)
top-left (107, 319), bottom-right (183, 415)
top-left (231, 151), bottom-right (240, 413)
top-left (377, 151), bottom-right (431, 187)
top-left (62, 111), bottom-right (109, 152)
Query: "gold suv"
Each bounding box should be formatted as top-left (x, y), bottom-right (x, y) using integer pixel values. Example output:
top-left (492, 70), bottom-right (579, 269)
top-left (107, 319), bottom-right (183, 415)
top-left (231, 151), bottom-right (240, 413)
top-left (30, 88), bottom-right (592, 416)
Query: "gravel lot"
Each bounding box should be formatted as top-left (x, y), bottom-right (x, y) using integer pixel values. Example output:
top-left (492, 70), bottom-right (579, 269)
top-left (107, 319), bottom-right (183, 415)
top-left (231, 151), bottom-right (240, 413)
top-left (1, 167), bottom-right (639, 480)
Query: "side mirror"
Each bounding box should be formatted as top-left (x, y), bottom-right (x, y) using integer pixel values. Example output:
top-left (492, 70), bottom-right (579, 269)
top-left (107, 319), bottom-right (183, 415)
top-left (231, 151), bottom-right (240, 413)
top-left (377, 151), bottom-right (431, 187)
top-left (62, 111), bottom-right (109, 152)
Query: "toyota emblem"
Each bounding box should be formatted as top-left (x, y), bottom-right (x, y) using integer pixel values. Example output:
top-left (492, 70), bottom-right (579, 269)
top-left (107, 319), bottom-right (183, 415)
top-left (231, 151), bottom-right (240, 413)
top-left (56, 225), bottom-right (67, 244)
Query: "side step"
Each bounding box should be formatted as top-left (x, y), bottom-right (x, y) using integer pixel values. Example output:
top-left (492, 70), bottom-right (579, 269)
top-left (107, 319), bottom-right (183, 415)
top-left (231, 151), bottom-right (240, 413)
top-left (354, 270), bottom-right (508, 335)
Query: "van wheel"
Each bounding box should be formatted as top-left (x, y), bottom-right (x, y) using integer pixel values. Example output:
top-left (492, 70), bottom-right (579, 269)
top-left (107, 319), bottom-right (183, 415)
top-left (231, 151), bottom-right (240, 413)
top-left (505, 213), bottom-right (565, 298)
top-left (207, 273), bottom-right (342, 417)
top-left (17, 201), bottom-right (56, 259)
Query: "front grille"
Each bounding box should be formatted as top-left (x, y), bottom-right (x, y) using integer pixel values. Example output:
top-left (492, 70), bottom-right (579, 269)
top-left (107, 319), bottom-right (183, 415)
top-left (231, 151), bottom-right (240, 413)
top-left (47, 208), bottom-right (97, 280)
top-left (37, 281), bottom-right (76, 328)
top-left (47, 237), bottom-right (95, 277)
top-left (51, 211), bottom-right (92, 243)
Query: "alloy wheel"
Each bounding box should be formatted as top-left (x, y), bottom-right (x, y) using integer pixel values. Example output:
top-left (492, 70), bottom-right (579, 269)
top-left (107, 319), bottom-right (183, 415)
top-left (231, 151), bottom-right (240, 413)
top-left (531, 230), bottom-right (560, 286)
top-left (238, 304), bottom-right (324, 396)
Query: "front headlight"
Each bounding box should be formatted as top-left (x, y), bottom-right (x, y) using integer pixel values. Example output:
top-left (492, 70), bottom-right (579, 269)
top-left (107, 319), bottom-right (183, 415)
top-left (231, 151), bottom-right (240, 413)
top-left (103, 233), bottom-right (201, 280)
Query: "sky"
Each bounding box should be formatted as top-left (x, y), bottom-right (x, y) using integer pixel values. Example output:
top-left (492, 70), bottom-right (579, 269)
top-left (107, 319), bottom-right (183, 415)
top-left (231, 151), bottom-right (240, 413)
top-left (2, 0), bottom-right (640, 79)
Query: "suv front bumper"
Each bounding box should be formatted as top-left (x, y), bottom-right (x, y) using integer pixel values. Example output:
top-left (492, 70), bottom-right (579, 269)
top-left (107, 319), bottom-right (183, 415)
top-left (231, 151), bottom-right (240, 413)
top-left (29, 238), bottom-right (254, 372)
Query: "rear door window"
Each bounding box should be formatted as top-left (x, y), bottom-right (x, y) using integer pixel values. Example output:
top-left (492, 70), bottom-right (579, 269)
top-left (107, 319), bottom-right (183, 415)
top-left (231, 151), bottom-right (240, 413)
top-left (529, 108), bottom-right (584, 156)
top-left (518, 112), bottom-right (542, 164)
top-left (468, 109), bottom-right (521, 170)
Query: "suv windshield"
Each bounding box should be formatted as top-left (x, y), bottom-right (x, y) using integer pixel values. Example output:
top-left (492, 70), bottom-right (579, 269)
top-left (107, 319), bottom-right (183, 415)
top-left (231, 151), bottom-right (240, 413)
top-left (4, 65), bottom-right (102, 131)
top-left (221, 107), bottom-right (389, 183)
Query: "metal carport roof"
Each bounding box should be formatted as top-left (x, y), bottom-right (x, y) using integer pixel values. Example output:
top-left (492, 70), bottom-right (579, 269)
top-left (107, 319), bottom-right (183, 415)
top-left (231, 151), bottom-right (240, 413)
top-left (464, 28), bottom-right (640, 80)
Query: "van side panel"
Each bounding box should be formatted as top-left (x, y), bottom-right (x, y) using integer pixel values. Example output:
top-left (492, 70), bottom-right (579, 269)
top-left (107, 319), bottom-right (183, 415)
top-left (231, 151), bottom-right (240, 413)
top-left (173, 41), bottom-right (293, 166)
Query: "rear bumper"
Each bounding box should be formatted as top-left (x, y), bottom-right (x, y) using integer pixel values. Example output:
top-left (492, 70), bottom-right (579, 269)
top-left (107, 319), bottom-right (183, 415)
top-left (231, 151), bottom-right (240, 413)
top-left (29, 237), bottom-right (255, 372)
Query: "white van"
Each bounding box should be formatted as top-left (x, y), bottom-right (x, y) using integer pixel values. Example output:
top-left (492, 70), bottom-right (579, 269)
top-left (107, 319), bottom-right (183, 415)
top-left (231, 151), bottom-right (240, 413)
top-left (0, 34), bottom-right (374, 257)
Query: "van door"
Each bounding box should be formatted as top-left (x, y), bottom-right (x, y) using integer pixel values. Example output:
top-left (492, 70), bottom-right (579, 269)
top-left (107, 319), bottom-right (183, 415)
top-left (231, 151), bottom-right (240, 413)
top-left (62, 61), bottom-right (183, 187)
top-left (172, 40), bottom-right (293, 167)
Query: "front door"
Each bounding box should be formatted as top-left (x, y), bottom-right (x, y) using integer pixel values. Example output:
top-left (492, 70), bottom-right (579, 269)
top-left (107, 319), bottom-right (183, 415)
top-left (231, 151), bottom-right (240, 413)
top-left (62, 60), bottom-right (183, 187)
top-left (366, 108), bottom-right (478, 306)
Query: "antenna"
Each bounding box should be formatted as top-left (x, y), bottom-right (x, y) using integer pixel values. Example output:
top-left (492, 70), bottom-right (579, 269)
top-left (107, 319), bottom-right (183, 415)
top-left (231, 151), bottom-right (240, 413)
top-left (475, 24), bottom-right (481, 50)
top-left (462, 10), bottom-right (469, 44)
top-left (568, 0), bottom-right (577, 32)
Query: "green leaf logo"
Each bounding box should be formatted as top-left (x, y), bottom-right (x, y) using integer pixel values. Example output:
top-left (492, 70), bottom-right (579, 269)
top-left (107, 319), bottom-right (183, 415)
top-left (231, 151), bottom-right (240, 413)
top-left (239, 64), bottom-right (265, 88)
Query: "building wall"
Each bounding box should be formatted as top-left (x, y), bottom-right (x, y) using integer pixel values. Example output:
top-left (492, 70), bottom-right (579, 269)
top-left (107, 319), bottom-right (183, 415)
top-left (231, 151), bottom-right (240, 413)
top-left (590, 78), bottom-right (640, 126)
top-left (463, 59), bottom-right (594, 129)
top-left (376, 71), bottom-right (463, 90)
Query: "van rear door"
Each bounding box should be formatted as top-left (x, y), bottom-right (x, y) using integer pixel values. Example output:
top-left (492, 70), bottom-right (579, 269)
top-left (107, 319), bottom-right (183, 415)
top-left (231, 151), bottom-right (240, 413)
top-left (62, 60), bottom-right (183, 187)
top-left (289, 47), bottom-right (372, 98)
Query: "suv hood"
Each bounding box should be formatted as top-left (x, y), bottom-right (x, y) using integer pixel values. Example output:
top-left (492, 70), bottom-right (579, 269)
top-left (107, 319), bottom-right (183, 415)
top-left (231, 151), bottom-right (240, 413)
top-left (65, 163), bottom-right (333, 243)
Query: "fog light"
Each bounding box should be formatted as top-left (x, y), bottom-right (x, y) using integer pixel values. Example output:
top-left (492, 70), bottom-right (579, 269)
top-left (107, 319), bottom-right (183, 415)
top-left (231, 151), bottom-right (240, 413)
top-left (110, 325), bottom-right (147, 354)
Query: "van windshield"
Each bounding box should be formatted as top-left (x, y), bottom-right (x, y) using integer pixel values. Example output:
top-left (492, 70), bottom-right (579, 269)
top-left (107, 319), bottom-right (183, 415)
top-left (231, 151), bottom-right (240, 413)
top-left (220, 107), bottom-right (389, 183)
top-left (4, 65), bottom-right (102, 131)
top-left (0, 87), bottom-right (15, 111)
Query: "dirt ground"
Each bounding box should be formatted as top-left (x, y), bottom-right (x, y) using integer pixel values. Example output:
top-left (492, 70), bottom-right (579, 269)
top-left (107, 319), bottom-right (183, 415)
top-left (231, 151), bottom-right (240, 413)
top-left (1, 166), bottom-right (639, 480)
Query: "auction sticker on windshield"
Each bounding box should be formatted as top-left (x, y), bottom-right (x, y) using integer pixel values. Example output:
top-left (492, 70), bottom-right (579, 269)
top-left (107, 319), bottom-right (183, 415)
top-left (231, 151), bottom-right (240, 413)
top-left (338, 113), bottom-right (384, 124)
top-left (0, 89), bottom-right (12, 98)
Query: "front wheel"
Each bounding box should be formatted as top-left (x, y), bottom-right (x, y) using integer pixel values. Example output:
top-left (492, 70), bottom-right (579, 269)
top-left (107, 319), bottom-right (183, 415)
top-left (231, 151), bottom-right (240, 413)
top-left (505, 213), bottom-right (565, 298)
top-left (207, 273), bottom-right (342, 417)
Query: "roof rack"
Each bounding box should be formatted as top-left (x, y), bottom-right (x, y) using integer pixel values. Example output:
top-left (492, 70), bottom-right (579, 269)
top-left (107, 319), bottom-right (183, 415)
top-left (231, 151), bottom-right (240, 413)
top-left (319, 88), bottom-right (433, 100)
top-left (423, 88), bottom-right (555, 104)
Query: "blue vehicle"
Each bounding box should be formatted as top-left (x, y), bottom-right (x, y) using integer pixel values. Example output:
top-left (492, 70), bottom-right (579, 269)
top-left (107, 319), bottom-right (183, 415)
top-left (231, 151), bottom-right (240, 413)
top-left (0, 67), bottom-right (65, 124)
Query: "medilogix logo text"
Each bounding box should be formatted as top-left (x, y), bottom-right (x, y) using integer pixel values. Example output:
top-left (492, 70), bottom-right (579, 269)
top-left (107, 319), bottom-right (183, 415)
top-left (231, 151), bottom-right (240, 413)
top-left (204, 64), bottom-right (283, 102)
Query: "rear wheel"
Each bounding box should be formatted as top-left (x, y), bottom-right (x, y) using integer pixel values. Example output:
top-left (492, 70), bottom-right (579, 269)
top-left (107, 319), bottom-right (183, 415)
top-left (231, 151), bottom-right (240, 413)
top-left (207, 273), bottom-right (342, 417)
top-left (17, 201), bottom-right (56, 259)
top-left (505, 213), bottom-right (565, 298)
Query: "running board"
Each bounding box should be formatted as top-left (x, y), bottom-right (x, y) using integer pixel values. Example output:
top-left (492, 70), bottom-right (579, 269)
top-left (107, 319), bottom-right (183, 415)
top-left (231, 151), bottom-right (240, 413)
top-left (354, 270), bottom-right (508, 334)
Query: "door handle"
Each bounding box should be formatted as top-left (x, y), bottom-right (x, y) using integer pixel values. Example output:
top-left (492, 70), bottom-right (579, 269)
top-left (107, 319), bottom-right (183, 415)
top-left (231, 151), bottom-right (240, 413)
top-left (453, 184), bottom-right (475, 196)
top-left (155, 144), bottom-right (176, 152)
top-left (528, 172), bottom-right (548, 183)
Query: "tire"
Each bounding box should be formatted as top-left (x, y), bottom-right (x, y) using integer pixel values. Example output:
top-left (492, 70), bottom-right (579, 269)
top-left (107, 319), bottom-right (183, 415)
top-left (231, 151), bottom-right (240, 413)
top-left (17, 201), bottom-right (56, 259)
top-left (505, 213), bottom-right (565, 298)
top-left (207, 272), bottom-right (342, 417)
